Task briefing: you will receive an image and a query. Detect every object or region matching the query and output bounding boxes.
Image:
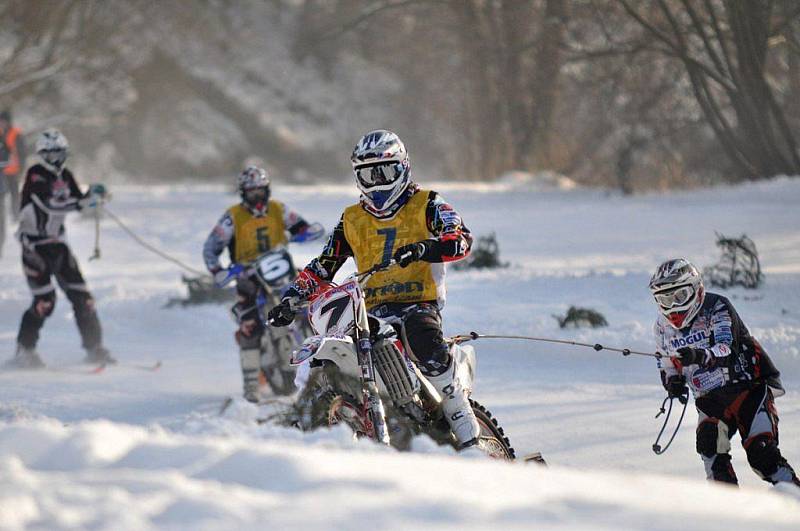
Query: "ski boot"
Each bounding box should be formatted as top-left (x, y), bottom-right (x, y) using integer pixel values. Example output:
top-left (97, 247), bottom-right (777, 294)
top-left (4, 345), bottom-right (45, 369)
top-left (426, 362), bottom-right (481, 449)
top-left (85, 346), bottom-right (117, 365)
top-left (240, 348), bottom-right (261, 403)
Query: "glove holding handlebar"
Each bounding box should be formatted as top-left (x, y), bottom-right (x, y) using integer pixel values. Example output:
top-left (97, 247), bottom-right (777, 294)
top-left (268, 288), bottom-right (301, 327)
top-left (211, 267), bottom-right (229, 287)
top-left (211, 263), bottom-right (247, 287)
top-left (393, 241), bottom-right (428, 268)
top-left (268, 269), bottom-right (322, 326)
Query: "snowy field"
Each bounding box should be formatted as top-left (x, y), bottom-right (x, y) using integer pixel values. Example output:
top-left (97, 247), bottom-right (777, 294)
top-left (1, 177), bottom-right (800, 529)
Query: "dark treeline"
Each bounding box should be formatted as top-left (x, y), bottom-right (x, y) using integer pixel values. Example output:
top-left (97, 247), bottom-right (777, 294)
top-left (2, 0), bottom-right (799, 190)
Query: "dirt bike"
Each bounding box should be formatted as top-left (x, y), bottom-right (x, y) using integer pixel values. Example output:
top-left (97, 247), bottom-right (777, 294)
top-left (221, 247), bottom-right (314, 396)
top-left (276, 260), bottom-right (516, 459)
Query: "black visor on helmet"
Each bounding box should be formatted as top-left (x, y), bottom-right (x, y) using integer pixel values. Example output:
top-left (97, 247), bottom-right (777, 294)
top-left (355, 162), bottom-right (404, 188)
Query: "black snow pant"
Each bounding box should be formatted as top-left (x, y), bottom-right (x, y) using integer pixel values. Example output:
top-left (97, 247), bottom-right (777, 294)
top-left (695, 383), bottom-right (798, 486)
top-left (17, 242), bottom-right (102, 351)
top-left (371, 302), bottom-right (452, 377)
top-left (232, 274), bottom-right (265, 350)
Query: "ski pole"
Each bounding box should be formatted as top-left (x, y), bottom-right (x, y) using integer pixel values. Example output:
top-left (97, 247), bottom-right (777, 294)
top-left (89, 204), bottom-right (101, 261)
top-left (451, 331), bottom-right (663, 359)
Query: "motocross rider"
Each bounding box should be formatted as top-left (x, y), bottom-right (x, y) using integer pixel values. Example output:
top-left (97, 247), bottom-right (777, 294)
top-left (203, 166), bottom-right (321, 403)
top-left (651, 258), bottom-right (799, 487)
top-left (268, 130), bottom-right (481, 449)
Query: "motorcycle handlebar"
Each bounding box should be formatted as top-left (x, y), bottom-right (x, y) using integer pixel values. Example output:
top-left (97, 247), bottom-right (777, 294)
top-left (269, 259), bottom-right (397, 326)
top-left (357, 259), bottom-right (397, 282)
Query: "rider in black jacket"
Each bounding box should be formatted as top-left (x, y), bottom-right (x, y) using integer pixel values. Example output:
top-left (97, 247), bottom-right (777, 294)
top-left (651, 258), bottom-right (797, 487)
top-left (5, 129), bottom-right (113, 368)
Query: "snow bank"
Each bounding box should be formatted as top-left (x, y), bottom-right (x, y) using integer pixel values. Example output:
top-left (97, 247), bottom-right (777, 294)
top-left (1, 176), bottom-right (799, 529)
top-left (1, 418), bottom-right (799, 531)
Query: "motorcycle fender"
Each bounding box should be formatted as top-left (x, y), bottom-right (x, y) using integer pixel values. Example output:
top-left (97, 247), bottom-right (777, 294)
top-left (292, 335), bottom-right (360, 373)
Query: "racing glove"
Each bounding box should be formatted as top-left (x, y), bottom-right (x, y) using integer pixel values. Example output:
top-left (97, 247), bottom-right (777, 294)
top-left (210, 266), bottom-right (229, 287)
top-left (663, 374), bottom-right (688, 401)
top-left (268, 284), bottom-right (304, 327)
top-left (394, 241), bottom-right (428, 267)
top-left (268, 300), bottom-right (296, 327)
top-left (675, 347), bottom-right (712, 367)
top-left (78, 184), bottom-right (110, 210)
top-left (89, 183), bottom-right (109, 199)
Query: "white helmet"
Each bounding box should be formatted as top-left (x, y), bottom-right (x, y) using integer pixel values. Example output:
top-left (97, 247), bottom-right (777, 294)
top-left (649, 258), bottom-right (705, 329)
top-left (36, 128), bottom-right (69, 168)
top-left (351, 130), bottom-right (412, 218)
top-left (237, 166), bottom-right (271, 215)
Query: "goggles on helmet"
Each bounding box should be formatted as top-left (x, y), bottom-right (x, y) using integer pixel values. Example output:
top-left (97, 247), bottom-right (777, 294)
top-left (355, 162), bottom-right (405, 188)
top-left (244, 188), bottom-right (268, 204)
top-left (653, 285), bottom-right (694, 309)
top-left (41, 149), bottom-right (67, 166)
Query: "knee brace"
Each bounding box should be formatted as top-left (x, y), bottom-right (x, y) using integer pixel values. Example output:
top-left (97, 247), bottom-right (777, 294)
top-left (745, 434), bottom-right (794, 483)
top-left (32, 292), bottom-right (56, 318)
top-left (403, 305), bottom-right (451, 376)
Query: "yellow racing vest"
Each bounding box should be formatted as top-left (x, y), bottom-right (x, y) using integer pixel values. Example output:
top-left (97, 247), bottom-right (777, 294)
top-left (228, 201), bottom-right (287, 263)
top-left (343, 189), bottom-right (443, 308)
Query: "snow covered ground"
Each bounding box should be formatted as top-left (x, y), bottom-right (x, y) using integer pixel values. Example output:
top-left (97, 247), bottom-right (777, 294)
top-left (1, 177), bottom-right (799, 529)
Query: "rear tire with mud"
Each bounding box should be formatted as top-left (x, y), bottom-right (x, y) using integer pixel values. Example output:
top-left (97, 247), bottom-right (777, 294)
top-left (470, 399), bottom-right (516, 460)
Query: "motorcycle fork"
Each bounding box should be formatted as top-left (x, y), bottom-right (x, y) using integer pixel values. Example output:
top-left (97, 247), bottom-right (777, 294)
top-left (353, 296), bottom-right (390, 445)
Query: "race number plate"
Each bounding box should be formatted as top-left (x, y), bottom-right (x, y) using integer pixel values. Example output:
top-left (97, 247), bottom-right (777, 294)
top-left (308, 279), bottom-right (359, 336)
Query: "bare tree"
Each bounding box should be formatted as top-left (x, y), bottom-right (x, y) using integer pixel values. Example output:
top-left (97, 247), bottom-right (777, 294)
top-left (619, 0), bottom-right (800, 179)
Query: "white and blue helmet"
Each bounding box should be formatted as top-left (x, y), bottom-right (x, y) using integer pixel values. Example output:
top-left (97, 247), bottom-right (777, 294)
top-left (351, 130), bottom-right (412, 218)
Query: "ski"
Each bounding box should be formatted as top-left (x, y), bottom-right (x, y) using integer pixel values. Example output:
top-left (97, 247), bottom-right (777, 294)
top-left (44, 360), bottom-right (162, 375)
top-left (104, 360), bottom-right (162, 372)
top-left (121, 360), bottom-right (163, 372)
